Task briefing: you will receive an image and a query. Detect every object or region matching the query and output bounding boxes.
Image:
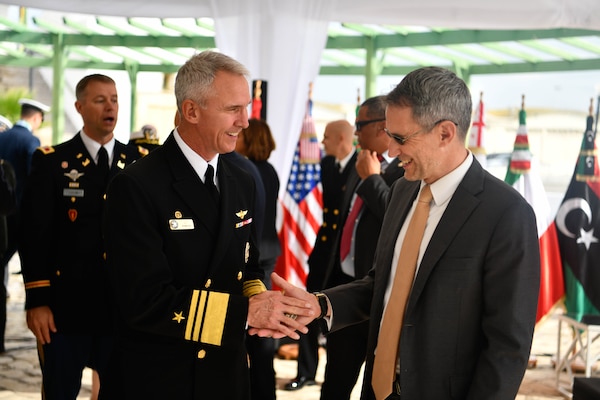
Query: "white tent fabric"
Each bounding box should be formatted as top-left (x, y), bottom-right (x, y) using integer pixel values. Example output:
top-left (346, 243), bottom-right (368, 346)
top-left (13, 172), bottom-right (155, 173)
top-left (3, 0), bottom-right (600, 29)
top-left (210, 0), bottom-right (332, 185)
top-left (2, 0), bottom-right (600, 187)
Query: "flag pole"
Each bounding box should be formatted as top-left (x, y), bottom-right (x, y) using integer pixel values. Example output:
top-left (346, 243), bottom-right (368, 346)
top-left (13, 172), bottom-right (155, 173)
top-left (594, 96), bottom-right (599, 134)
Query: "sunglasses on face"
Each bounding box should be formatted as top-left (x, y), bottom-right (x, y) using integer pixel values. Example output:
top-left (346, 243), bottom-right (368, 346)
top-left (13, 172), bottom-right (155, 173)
top-left (355, 118), bottom-right (385, 132)
top-left (384, 119), bottom-right (457, 145)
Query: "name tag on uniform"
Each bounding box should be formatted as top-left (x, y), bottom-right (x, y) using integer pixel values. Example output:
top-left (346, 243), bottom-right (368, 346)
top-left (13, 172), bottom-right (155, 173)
top-left (63, 188), bottom-right (84, 197)
top-left (169, 219), bottom-right (195, 230)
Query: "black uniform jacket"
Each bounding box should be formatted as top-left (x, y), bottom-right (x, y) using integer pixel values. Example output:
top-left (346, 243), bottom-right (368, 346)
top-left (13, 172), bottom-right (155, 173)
top-left (101, 134), bottom-right (262, 400)
top-left (306, 153), bottom-right (356, 292)
top-left (19, 133), bottom-right (139, 334)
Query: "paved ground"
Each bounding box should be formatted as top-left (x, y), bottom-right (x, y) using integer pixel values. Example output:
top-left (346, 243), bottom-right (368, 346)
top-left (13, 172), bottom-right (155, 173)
top-left (1, 255), bottom-right (596, 399)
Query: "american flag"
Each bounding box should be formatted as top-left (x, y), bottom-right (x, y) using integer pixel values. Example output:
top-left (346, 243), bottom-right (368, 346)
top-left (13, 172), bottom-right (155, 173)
top-left (274, 98), bottom-right (323, 289)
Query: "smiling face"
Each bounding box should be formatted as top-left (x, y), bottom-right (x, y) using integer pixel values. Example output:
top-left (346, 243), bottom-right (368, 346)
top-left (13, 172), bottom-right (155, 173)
top-left (75, 80), bottom-right (118, 144)
top-left (386, 105), bottom-right (465, 184)
top-left (179, 71), bottom-right (251, 161)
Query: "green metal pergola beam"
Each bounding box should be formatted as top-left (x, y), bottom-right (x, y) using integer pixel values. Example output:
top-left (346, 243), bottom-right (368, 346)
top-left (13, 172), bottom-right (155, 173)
top-left (0, 14), bottom-right (598, 142)
top-left (319, 57), bottom-right (600, 76)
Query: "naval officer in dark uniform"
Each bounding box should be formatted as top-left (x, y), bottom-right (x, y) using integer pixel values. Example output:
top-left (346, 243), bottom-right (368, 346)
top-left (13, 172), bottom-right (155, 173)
top-left (19, 74), bottom-right (140, 399)
top-left (101, 51), bottom-right (311, 400)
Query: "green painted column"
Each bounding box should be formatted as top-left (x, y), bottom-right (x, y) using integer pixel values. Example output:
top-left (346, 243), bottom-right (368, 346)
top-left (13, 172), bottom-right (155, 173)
top-left (125, 61), bottom-right (139, 134)
top-left (364, 36), bottom-right (383, 100)
top-left (51, 32), bottom-right (67, 145)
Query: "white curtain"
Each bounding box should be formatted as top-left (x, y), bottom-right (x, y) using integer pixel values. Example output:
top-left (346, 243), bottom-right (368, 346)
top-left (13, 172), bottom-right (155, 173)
top-left (209, 0), bottom-right (334, 192)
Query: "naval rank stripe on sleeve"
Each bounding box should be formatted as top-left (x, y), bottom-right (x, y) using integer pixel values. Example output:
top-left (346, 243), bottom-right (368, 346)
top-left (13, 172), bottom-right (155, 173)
top-left (184, 290), bottom-right (229, 346)
top-left (24, 280), bottom-right (51, 289)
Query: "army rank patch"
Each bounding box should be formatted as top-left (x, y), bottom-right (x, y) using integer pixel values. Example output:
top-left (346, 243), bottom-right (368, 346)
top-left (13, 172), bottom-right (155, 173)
top-left (38, 146), bottom-right (55, 155)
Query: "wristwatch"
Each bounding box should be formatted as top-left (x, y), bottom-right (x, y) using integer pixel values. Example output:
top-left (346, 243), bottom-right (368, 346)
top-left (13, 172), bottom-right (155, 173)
top-left (313, 292), bottom-right (328, 319)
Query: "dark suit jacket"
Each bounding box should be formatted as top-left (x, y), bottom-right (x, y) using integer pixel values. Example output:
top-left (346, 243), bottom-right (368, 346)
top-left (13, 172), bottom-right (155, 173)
top-left (222, 152), bottom-right (266, 246)
top-left (253, 159), bottom-right (281, 265)
top-left (19, 133), bottom-right (139, 334)
top-left (325, 159), bottom-right (540, 400)
top-left (323, 157), bottom-right (404, 288)
top-left (102, 134), bottom-right (262, 400)
top-left (307, 153), bottom-right (356, 292)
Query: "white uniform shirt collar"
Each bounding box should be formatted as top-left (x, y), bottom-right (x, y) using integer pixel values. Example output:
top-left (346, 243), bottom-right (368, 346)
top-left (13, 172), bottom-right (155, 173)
top-left (80, 129), bottom-right (116, 165)
top-left (15, 120), bottom-right (32, 132)
top-left (173, 128), bottom-right (219, 185)
top-left (337, 149), bottom-right (356, 172)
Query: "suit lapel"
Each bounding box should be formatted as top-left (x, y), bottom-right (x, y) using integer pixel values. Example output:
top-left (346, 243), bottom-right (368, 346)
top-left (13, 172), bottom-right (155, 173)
top-left (372, 180), bottom-right (420, 315)
top-left (406, 161), bottom-right (484, 313)
top-left (109, 142), bottom-right (134, 179)
top-left (379, 182), bottom-right (419, 275)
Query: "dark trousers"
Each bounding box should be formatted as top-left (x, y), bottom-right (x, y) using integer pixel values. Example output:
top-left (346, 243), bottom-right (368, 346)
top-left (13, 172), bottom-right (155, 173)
top-left (320, 320), bottom-right (369, 400)
top-left (0, 263), bottom-right (5, 352)
top-left (295, 320), bottom-right (320, 379)
top-left (0, 214), bottom-right (19, 352)
top-left (39, 332), bottom-right (112, 400)
top-left (247, 333), bottom-right (276, 400)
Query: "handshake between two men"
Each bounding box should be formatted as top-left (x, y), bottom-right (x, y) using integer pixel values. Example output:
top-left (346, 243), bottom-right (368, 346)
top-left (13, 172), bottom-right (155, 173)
top-left (247, 272), bottom-right (327, 340)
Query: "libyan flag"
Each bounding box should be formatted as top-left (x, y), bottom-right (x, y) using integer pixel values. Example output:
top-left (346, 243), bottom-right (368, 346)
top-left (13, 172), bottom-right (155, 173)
top-left (505, 107), bottom-right (564, 323)
top-left (554, 112), bottom-right (600, 320)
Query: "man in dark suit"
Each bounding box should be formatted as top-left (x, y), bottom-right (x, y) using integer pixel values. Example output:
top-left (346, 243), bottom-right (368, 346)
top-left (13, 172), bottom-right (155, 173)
top-left (101, 51), bottom-right (309, 400)
top-left (269, 66), bottom-right (540, 400)
top-left (18, 74), bottom-right (140, 399)
top-left (319, 97), bottom-right (404, 400)
top-left (284, 119), bottom-right (356, 391)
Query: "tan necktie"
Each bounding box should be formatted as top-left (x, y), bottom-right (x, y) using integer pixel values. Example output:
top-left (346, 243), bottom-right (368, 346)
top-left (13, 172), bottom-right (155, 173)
top-left (372, 184), bottom-right (432, 400)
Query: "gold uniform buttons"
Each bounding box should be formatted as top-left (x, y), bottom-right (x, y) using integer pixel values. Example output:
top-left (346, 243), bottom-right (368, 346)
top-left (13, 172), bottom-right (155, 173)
top-left (56, 270), bottom-right (61, 276)
top-left (321, 235), bottom-right (327, 242)
top-left (205, 279), bottom-right (212, 289)
top-left (333, 224), bottom-right (338, 230)
top-left (197, 349), bottom-right (206, 359)
top-left (103, 252), bottom-right (107, 260)
top-left (237, 271), bottom-right (243, 281)
top-left (333, 209), bottom-right (340, 215)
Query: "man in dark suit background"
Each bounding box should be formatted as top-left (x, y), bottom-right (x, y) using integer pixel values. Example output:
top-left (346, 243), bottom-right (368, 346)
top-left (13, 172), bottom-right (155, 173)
top-left (284, 119), bottom-right (356, 391)
top-left (101, 51), bottom-right (309, 400)
top-left (18, 75), bottom-right (140, 399)
top-left (270, 66), bottom-right (540, 400)
top-left (319, 96), bottom-right (404, 400)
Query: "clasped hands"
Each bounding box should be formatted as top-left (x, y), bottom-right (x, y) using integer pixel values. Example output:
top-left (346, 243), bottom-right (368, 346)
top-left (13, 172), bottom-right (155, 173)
top-left (247, 272), bottom-right (319, 340)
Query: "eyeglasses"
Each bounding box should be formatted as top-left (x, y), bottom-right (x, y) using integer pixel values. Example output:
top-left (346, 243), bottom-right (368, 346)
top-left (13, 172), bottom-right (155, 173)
top-left (355, 118), bottom-right (385, 132)
top-left (384, 119), bottom-right (457, 145)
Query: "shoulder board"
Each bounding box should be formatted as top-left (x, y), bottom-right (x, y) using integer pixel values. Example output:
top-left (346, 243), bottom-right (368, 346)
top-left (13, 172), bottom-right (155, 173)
top-left (38, 146), bottom-right (55, 155)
